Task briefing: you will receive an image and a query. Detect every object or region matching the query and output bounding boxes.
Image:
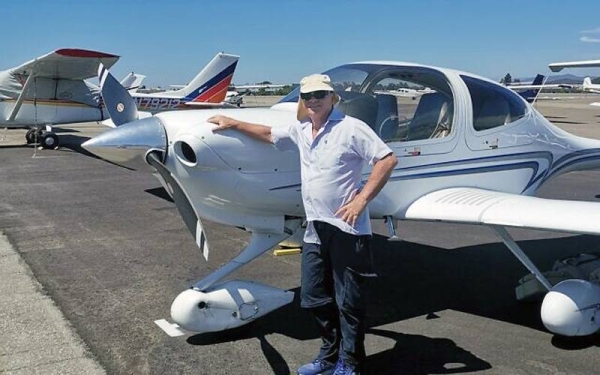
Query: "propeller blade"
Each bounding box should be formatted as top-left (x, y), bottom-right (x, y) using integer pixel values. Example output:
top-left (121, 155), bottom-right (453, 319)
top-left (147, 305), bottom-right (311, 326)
top-left (98, 63), bottom-right (139, 126)
top-left (146, 151), bottom-right (209, 260)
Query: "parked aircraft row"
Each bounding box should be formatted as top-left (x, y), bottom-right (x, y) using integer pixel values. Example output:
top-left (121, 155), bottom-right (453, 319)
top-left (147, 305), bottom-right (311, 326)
top-left (5, 48), bottom-right (600, 340)
top-left (0, 49), bottom-right (240, 147)
top-left (82, 58), bottom-right (600, 340)
top-left (506, 74), bottom-right (575, 103)
top-left (550, 59), bottom-right (600, 106)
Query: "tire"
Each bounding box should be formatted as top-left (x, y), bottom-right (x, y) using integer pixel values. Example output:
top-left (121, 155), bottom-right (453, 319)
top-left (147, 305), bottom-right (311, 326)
top-left (41, 131), bottom-right (59, 149)
top-left (25, 129), bottom-right (37, 144)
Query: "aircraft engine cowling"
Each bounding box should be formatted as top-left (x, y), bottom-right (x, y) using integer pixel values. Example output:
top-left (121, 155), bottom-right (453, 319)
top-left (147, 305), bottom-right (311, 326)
top-left (170, 280), bottom-right (294, 333)
top-left (540, 279), bottom-right (600, 336)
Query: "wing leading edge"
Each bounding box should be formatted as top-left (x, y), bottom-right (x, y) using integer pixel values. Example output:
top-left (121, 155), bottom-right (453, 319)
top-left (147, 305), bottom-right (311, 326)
top-left (405, 187), bottom-right (600, 235)
top-left (9, 48), bottom-right (119, 80)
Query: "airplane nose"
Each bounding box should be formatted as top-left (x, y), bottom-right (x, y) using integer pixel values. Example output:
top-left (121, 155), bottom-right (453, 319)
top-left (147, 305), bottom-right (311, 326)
top-left (82, 117), bottom-right (167, 171)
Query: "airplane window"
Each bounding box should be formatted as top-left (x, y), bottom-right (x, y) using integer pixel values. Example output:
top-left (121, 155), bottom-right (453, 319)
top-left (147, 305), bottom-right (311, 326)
top-left (364, 70), bottom-right (454, 143)
top-left (278, 64), bottom-right (455, 144)
top-left (461, 75), bottom-right (527, 131)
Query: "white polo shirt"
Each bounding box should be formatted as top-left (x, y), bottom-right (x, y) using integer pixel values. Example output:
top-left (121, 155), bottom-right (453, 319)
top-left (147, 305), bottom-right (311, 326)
top-left (271, 108), bottom-right (393, 244)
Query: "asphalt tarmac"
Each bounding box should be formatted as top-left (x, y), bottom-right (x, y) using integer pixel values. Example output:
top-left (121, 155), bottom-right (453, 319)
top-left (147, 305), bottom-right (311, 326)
top-left (2, 96), bottom-right (600, 374)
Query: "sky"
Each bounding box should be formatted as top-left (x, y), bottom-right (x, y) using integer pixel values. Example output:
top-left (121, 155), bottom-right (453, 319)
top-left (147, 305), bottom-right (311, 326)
top-left (3, 0), bottom-right (600, 88)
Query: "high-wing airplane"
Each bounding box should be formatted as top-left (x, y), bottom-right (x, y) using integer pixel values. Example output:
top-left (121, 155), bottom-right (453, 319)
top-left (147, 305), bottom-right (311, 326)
top-left (549, 59), bottom-right (600, 72)
top-left (548, 59), bottom-right (600, 106)
top-left (83, 61), bottom-right (600, 339)
top-left (0, 48), bottom-right (120, 148)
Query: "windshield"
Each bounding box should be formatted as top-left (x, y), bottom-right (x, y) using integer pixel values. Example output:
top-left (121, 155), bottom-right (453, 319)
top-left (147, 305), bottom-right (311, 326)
top-left (279, 66), bottom-right (370, 103)
top-left (279, 63), bottom-right (455, 143)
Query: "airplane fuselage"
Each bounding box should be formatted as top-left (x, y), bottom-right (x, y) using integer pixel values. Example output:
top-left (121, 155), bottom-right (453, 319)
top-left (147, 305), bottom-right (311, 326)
top-left (82, 61), bottom-right (600, 337)
top-left (0, 99), bottom-right (107, 127)
top-left (132, 95), bottom-right (188, 112)
top-left (148, 102), bottom-right (600, 234)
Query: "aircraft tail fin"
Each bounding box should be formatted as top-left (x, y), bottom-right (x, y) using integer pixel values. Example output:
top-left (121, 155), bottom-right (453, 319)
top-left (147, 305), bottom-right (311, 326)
top-left (583, 77), bottom-right (593, 90)
top-left (529, 74), bottom-right (548, 105)
top-left (120, 72), bottom-right (146, 93)
top-left (531, 74), bottom-right (544, 86)
top-left (98, 63), bottom-right (139, 126)
top-left (519, 74), bottom-right (546, 104)
top-left (173, 52), bottom-right (239, 103)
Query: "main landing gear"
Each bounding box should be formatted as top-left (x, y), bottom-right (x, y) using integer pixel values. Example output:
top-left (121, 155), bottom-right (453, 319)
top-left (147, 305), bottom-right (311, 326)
top-left (25, 127), bottom-right (59, 149)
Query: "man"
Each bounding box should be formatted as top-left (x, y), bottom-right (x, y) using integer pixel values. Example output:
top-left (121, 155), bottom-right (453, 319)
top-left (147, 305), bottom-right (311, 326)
top-left (208, 74), bottom-right (397, 375)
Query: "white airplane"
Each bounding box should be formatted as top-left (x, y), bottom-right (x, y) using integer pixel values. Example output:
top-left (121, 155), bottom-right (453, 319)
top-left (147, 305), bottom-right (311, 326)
top-left (549, 59), bottom-right (600, 106)
top-left (231, 83), bottom-right (287, 91)
top-left (375, 87), bottom-right (435, 100)
top-left (83, 60), bottom-right (600, 339)
top-left (582, 77), bottom-right (600, 94)
top-left (224, 83), bottom-right (290, 107)
top-left (98, 53), bottom-right (239, 127)
top-left (119, 72), bottom-right (146, 93)
top-left (0, 48), bottom-right (120, 148)
top-left (224, 90), bottom-right (244, 107)
top-left (123, 52), bottom-right (240, 114)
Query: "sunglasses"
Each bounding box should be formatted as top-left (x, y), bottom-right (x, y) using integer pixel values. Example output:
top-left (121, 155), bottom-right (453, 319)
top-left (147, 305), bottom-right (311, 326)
top-left (300, 90), bottom-right (331, 100)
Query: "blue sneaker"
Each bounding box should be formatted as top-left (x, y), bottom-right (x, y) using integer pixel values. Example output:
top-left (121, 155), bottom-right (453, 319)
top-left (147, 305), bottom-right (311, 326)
top-left (297, 358), bottom-right (335, 375)
top-left (332, 359), bottom-right (359, 375)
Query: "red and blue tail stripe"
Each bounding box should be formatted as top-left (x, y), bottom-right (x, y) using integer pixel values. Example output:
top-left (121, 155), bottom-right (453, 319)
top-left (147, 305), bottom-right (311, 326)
top-left (184, 61), bottom-right (238, 103)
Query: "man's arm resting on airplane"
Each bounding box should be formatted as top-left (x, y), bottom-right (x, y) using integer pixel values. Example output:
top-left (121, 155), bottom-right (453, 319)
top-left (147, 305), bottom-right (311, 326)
top-left (208, 114), bottom-right (273, 144)
top-left (336, 152), bottom-right (398, 226)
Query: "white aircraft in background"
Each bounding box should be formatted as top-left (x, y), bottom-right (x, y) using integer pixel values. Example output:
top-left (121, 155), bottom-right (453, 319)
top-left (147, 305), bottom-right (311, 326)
top-left (119, 72), bottom-right (146, 93)
top-left (549, 59), bottom-right (600, 106)
top-left (99, 52), bottom-right (240, 126)
top-left (375, 87), bottom-right (436, 100)
top-left (224, 83), bottom-right (290, 107)
top-left (84, 61), bottom-right (600, 339)
top-left (582, 77), bottom-right (600, 94)
top-left (124, 52), bottom-right (239, 113)
top-left (0, 48), bottom-right (120, 148)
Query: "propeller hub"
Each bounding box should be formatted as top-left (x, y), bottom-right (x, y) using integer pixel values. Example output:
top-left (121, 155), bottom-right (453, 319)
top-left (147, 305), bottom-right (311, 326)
top-left (82, 116), bottom-right (167, 171)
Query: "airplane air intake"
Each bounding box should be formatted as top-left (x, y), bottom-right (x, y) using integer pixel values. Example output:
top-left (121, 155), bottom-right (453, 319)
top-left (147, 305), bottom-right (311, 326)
top-left (81, 117), bottom-right (167, 172)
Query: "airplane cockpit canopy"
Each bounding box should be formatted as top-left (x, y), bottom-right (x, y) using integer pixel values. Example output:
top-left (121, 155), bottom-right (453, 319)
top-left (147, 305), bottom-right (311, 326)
top-left (460, 75), bottom-right (528, 132)
top-left (279, 63), bottom-right (455, 143)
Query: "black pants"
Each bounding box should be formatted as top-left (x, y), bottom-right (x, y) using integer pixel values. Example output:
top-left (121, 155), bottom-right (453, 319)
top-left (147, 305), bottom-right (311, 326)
top-left (301, 221), bottom-right (376, 368)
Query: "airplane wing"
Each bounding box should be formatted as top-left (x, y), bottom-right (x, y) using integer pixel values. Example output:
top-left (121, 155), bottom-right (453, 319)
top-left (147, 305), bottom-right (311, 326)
top-left (183, 101), bottom-right (236, 108)
top-left (233, 84), bottom-right (287, 90)
top-left (10, 48), bottom-right (119, 80)
top-left (549, 60), bottom-right (600, 72)
top-left (404, 187), bottom-right (600, 235)
top-left (507, 84), bottom-right (572, 90)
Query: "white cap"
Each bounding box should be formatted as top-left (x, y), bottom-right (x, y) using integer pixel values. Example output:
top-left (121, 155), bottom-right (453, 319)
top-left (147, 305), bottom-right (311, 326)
top-left (300, 74), bottom-right (334, 93)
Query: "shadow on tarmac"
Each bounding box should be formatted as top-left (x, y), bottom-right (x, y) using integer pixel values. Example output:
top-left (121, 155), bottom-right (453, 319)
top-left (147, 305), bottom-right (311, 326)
top-left (54, 134), bottom-right (95, 157)
top-left (185, 233), bottom-right (600, 373)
